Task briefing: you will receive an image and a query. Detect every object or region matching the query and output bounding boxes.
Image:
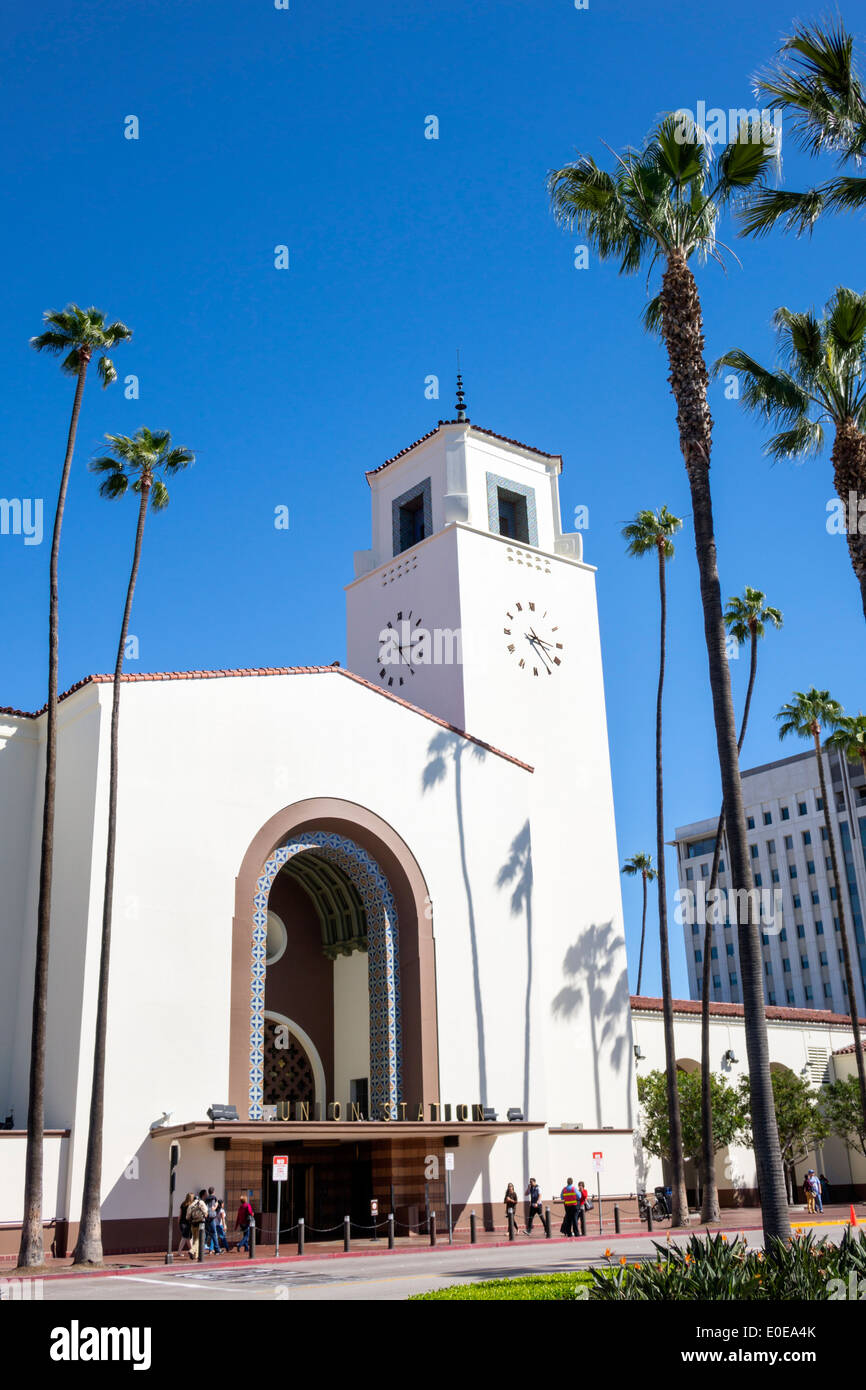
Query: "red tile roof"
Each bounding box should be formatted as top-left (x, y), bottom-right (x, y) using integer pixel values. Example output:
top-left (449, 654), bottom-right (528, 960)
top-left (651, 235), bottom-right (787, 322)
top-left (630, 995), bottom-right (866, 1028)
top-left (367, 421), bottom-right (563, 479)
top-left (832, 1040), bottom-right (866, 1055)
top-left (1, 666), bottom-right (533, 771)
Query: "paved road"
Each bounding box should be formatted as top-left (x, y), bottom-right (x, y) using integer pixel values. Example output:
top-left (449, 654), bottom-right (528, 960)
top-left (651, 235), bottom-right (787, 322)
top-left (31, 1223), bottom-right (837, 1302)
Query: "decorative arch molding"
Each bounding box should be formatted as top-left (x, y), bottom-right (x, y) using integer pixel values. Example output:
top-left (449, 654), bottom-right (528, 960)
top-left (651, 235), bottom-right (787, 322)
top-left (263, 1009), bottom-right (327, 1113)
top-left (231, 797), bottom-right (440, 1119)
top-left (250, 831), bottom-right (401, 1118)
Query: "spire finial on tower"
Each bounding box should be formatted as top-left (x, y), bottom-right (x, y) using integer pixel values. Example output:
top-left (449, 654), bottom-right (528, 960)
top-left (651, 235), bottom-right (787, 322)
top-left (455, 350), bottom-right (468, 422)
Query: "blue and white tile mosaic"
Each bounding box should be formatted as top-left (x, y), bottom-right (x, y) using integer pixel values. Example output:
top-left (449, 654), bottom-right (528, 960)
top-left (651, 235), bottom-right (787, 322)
top-left (248, 831), bottom-right (402, 1119)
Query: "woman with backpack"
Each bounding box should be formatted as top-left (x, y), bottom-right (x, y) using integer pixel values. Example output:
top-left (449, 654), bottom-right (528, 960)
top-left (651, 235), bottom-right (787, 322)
top-left (177, 1192), bottom-right (194, 1258)
top-left (187, 1190), bottom-right (209, 1259)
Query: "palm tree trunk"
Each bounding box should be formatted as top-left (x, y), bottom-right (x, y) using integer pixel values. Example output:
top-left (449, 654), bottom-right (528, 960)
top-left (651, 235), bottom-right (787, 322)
top-left (660, 249), bottom-right (790, 1244)
top-left (636, 869), bottom-right (648, 996)
top-left (655, 540), bottom-right (689, 1226)
top-left (831, 419), bottom-right (866, 624)
top-left (700, 626), bottom-right (760, 1221)
top-left (813, 728), bottom-right (866, 1134)
top-left (18, 352), bottom-right (91, 1271)
top-left (73, 483), bottom-right (149, 1265)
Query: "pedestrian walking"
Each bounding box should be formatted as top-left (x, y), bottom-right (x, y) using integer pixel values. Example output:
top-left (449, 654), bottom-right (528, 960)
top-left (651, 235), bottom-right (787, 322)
top-left (504, 1182), bottom-right (521, 1233)
top-left (187, 1190), bottom-right (209, 1259)
top-left (524, 1178), bottom-right (544, 1233)
top-left (205, 1189), bottom-right (222, 1254)
top-left (803, 1171), bottom-right (816, 1214)
top-left (807, 1170), bottom-right (823, 1214)
top-left (560, 1177), bottom-right (580, 1237)
top-left (177, 1192), bottom-right (194, 1257)
top-left (216, 1200), bottom-right (230, 1252)
top-left (236, 1194), bottom-right (255, 1251)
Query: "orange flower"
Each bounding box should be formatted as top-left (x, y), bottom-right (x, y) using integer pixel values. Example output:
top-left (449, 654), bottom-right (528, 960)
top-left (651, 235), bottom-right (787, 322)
top-left (604, 1248), bottom-right (612, 1258)
top-left (633, 1263), bottom-right (642, 1270)
top-left (720, 1234), bottom-right (727, 1242)
top-left (620, 1256), bottom-right (627, 1266)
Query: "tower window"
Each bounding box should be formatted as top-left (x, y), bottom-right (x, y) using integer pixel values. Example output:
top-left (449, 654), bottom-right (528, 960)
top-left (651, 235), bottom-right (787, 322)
top-left (497, 490), bottom-right (529, 542)
top-left (485, 471), bottom-right (538, 546)
top-left (391, 478), bottom-right (432, 556)
top-left (401, 494), bottom-right (426, 549)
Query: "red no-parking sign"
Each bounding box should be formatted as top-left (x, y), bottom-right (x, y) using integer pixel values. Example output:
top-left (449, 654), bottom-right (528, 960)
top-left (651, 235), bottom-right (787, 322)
top-left (272, 1154), bottom-right (288, 1182)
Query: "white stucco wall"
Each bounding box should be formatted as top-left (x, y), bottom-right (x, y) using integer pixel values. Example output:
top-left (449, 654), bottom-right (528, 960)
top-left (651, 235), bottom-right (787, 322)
top-left (631, 1004), bottom-right (863, 1199)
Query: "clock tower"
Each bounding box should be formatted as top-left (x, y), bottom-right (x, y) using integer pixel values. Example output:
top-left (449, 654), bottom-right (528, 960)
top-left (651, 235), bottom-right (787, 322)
top-left (345, 383), bottom-right (636, 1134)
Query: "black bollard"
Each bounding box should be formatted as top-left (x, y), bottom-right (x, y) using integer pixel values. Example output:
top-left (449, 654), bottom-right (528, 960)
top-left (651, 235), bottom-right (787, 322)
top-left (544, 1206), bottom-right (552, 1238)
top-left (249, 1219), bottom-right (255, 1259)
top-left (388, 1214), bottom-right (395, 1250)
top-left (298, 1218), bottom-right (304, 1256)
top-left (197, 1224), bottom-right (204, 1262)
top-left (579, 1209), bottom-right (586, 1237)
top-left (429, 1212), bottom-right (437, 1247)
top-left (507, 1209), bottom-right (515, 1241)
top-left (344, 1216), bottom-right (351, 1253)
top-left (614, 1204), bottom-right (621, 1234)
top-left (470, 1211), bottom-right (477, 1244)
top-left (647, 1203), bottom-right (654, 1232)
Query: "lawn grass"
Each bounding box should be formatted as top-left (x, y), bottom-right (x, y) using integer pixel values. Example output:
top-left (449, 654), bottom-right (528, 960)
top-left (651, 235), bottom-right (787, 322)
top-left (411, 1271), bottom-right (594, 1300)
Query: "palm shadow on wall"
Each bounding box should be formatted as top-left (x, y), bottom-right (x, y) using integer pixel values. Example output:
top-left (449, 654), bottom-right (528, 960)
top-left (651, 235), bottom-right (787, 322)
top-left (552, 921), bottom-right (633, 1130)
top-left (422, 731), bottom-right (488, 1101)
top-left (423, 731), bottom-right (494, 1227)
top-left (497, 821), bottom-right (533, 1177)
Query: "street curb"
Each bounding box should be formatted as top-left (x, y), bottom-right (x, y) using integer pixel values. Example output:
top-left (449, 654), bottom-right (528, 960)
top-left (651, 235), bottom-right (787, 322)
top-left (6, 1222), bottom-right (778, 1283)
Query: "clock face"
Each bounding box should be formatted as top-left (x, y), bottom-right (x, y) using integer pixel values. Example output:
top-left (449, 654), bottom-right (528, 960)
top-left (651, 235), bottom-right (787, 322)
top-left (377, 610), bottom-right (426, 688)
top-left (503, 600), bottom-right (563, 676)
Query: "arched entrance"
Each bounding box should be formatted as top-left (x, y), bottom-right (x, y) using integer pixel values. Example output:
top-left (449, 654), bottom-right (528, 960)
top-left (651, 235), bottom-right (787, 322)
top-left (231, 798), bottom-right (439, 1119)
top-left (250, 831), bottom-right (401, 1117)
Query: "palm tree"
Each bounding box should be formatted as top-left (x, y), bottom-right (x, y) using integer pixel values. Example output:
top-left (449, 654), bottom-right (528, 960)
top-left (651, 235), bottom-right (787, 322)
top-left (699, 588), bottom-right (782, 1221)
top-left (714, 288), bottom-right (866, 623)
top-left (19, 306), bottom-right (131, 1270)
top-left (742, 20), bottom-right (866, 239)
top-left (73, 429), bottom-right (193, 1266)
top-left (777, 690), bottom-right (866, 1141)
top-left (827, 713), bottom-right (866, 778)
top-left (620, 852), bottom-right (657, 995)
top-left (549, 116), bottom-right (791, 1242)
top-left (622, 505), bottom-right (688, 1225)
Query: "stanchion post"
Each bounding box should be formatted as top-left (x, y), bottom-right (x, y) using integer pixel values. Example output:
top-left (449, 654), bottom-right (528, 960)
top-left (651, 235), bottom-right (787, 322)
top-left (429, 1212), bottom-right (437, 1247)
top-left (579, 1209), bottom-right (586, 1238)
top-left (197, 1221), bottom-right (204, 1262)
top-left (614, 1204), bottom-right (621, 1234)
top-left (388, 1214), bottom-right (394, 1249)
top-left (249, 1218), bottom-right (255, 1259)
top-left (470, 1211), bottom-right (477, 1244)
top-left (344, 1215), bottom-right (351, 1253)
top-left (647, 1203), bottom-right (653, 1233)
top-left (544, 1205), bottom-right (552, 1238)
top-left (507, 1209), bottom-right (515, 1241)
top-left (298, 1218), bottom-right (304, 1256)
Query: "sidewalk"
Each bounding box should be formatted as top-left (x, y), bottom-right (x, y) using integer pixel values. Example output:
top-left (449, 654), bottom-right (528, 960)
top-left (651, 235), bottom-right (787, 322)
top-left (6, 1201), bottom-right (863, 1279)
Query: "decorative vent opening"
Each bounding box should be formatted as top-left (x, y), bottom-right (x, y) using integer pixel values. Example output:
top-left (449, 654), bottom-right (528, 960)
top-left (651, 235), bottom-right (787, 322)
top-left (807, 1047), bottom-right (830, 1085)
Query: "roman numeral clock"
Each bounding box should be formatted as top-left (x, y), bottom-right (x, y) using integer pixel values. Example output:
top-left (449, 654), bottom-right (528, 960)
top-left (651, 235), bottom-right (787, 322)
top-left (377, 610), bottom-right (425, 688)
top-left (503, 600), bottom-right (564, 677)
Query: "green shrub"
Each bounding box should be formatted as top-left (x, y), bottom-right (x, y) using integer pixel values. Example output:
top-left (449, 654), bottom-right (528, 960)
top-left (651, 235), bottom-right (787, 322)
top-left (588, 1229), bottom-right (866, 1301)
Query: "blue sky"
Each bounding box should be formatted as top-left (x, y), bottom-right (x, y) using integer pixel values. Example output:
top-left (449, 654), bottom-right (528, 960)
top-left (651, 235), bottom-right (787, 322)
top-left (2, 0), bottom-right (864, 998)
